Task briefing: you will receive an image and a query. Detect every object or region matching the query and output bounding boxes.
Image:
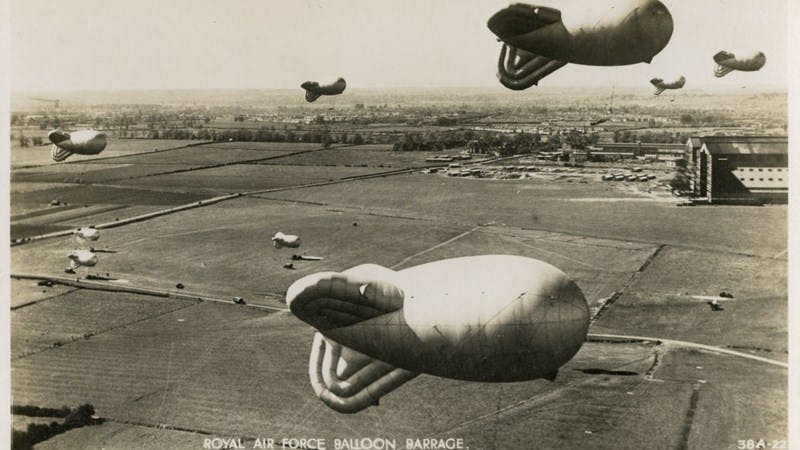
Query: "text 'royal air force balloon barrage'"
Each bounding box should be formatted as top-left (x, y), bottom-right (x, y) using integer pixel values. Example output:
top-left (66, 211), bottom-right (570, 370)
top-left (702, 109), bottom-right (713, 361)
top-left (49, 129), bottom-right (107, 162)
top-left (287, 255), bottom-right (590, 413)
top-left (488, 0), bottom-right (674, 89)
top-left (301, 77), bottom-right (346, 102)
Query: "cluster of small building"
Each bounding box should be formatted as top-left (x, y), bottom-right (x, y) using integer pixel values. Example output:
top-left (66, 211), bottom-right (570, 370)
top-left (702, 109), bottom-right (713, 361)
top-left (425, 153), bottom-right (472, 163)
top-left (566, 142), bottom-right (685, 166)
top-left (601, 169), bottom-right (658, 182)
top-left (440, 164), bottom-right (545, 179)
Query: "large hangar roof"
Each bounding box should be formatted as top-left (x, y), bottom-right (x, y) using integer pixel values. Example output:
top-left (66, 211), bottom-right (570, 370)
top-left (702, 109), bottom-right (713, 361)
top-left (701, 136), bottom-right (787, 155)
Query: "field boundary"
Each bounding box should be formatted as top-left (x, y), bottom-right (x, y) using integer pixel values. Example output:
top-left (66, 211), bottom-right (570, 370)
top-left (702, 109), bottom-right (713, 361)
top-left (10, 287), bottom-right (80, 311)
top-left (56, 143), bottom-right (355, 184)
top-left (13, 140), bottom-right (216, 169)
top-left (590, 244), bottom-right (665, 323)
top-left (11, 299), bottom-right (200, 362)
top-left (390, 226), bottom-right (481, 269)
top-left (586, 333), bottom-right (788, 367)
top-left (11, 155), bottom-right (505, 246)
top-left (11, 193), bottom-right (244, 246)
top-left (10, 273), bottom-right (288, 312)
top-left (423, 351), bottom-right (654, 439)
top-left (427, 333), bottom-right (785, 441)
top-left (18, 275), bottom-right (787, 366)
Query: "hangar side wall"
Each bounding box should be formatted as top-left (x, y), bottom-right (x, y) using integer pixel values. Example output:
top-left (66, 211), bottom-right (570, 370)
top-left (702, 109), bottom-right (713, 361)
top-left (707, 152), bottom-right (788, 204)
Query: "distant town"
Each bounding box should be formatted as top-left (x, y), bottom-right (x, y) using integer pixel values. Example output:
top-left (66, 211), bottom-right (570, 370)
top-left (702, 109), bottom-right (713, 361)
top-left (10, 86), bottom-right (787, 200)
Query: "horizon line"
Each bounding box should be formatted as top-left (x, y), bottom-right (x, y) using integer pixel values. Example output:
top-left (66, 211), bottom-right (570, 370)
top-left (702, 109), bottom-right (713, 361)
top-left (11, 83), bottom-right (789, 94)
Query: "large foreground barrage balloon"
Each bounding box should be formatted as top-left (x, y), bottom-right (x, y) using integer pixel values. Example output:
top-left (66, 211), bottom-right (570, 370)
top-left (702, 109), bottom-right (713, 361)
top-left (650, 75), bottom-right (685, 95)
top-left (713, 51), bottom-right (766, 78)
top-left (301, 77), bottom-right (346, 102)
top-left (287, 255), bottom-right (590, 413)
top-left (49, 129), bottom-right (107, 162)
top-left (488, 0), bottom-right (674, 90)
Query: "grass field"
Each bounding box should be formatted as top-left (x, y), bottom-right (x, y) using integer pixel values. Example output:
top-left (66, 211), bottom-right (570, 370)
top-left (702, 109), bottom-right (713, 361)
top-left (11, 163), bottom-right (209, 185)
top-left (11, 290), bottom-right (194, 358)
top-left (268, 174), bottom-right (787, 257)
top-left (592, 246), bottom-right (788, 357)
top-left (256, 145), bottom-right (471, 168)
top-left (8, 295), bottom-right (671, 448)
top-left (9, 184), bottom-right (208, 240)
top-left (196, 141), bottom-right (345, 151)
top-left (661, 348), bottom-right (787, 449)
top-left (108, 164), bottom-right (389, 195)
top-left (37, 422), bottom-right (207, 450)
top-left (8, 137), bottom-right (787, 449)
top-left (10, 139), bottom-right (201, 167)
top-left (9, 279), bottom-right (76, 309)
top-left (8, 143), bottom-right (391, 241)
top-left (10, 197), bottom-right (472, 303)
top-left (10, 293), bottom-right (784, 449)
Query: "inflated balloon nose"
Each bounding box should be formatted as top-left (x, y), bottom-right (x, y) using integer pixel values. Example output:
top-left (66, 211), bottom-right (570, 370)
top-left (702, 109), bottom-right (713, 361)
top-left (487, 4), bottom-right (559, 40)
top-left (47, 130), bottom-right (70, 145)
top-left (635, 0), bottom-right (673, 57)
top-left (287, 271), bottom-right (404, 332)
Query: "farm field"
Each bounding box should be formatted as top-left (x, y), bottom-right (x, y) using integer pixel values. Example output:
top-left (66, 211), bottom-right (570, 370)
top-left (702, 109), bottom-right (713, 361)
top-left (10, 197), bottom-right (472, 303)
top-left (9, 278), bottom-right (76, 309)
top-left (9, 184), bottom-right (209, 239)
top-left (197, 141), bottom-right (346, 152)
top-left (8, 142), bottom-right (390, 240)
top-left (108, 164), bottom-right (391, 194)
top-left (256, 144), bottom-right (478, 168)
top-left (8, 138), bottom-right (787, 449)
top-left (592, 246), bottom-right (788, 357)
top-left (11, 290), bottom-right (194, 358)
top-left (10, 138), bottom-right (202, 168)
top-left (89, 141), bottom-right (343, 166)
top-left (11, 162), bottom-right (209, 184)
top-left (10, 295), bottom-right (784, 449)
top-left (267, 174), bottom-right (788, 257)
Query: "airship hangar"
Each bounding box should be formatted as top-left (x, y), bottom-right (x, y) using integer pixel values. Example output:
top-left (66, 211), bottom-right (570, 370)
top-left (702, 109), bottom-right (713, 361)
top-left (8, 131), bottom-right (787, 449)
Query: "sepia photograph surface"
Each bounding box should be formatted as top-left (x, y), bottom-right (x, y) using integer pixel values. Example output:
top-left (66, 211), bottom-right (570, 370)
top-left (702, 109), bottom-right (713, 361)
top-left (2, 1), bottom-right (794, 449)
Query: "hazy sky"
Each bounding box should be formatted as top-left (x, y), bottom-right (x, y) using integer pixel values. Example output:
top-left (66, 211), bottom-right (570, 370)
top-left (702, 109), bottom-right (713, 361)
top-left (10, 0), bottom-right (790, 91)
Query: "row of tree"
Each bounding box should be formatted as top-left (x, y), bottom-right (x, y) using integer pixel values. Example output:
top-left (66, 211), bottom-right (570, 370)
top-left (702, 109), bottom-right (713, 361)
top-left (614, 129), bottom-right (691, 144)
top-left (15, 134), bottom-right (45, 147)
top-left (119, 126), bottom-right (601, 156)
top-left (12, 404), bottom-right (102, 450)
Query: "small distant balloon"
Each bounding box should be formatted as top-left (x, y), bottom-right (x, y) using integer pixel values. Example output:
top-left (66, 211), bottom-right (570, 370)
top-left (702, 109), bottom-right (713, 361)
top-left (713, 51), bottom-right (766, 78)
top-left (650, 75), bottom-right (685, 95)
top-left (272, 232), bottom-right (301, 249)
top-left (67, 249), bottom-right (98, 269)
top-left (74, 227), bottom-right (100, 242)
top-left (301, 77), bottom-right (346, 102)
top-left (49, 129), bottom-right (107, 162)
